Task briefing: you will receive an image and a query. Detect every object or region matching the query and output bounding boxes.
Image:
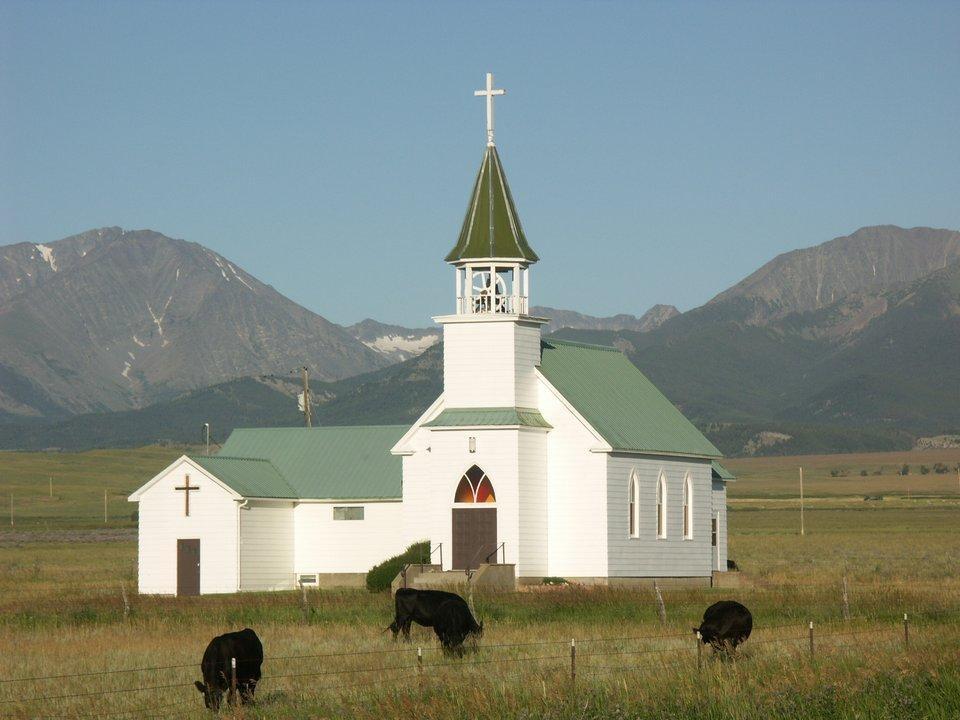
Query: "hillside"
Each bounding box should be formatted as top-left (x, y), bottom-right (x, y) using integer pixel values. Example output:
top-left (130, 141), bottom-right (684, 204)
top-left (0, 228), bottom-right (389, 420)
top-left (531, 304), bottom-right (679, 334)
top-left (554, 259), bottom-right (960, 441)
top-left (0, 346), bottom-right (443, 451)
top-left (706, 225), bottom-right (960, 324)
top-left (346, 319), bottom-right (440, 362)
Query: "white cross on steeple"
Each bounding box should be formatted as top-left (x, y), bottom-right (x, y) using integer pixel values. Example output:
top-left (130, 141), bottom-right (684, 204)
top-left (474, 72), bottom-right (505, 147)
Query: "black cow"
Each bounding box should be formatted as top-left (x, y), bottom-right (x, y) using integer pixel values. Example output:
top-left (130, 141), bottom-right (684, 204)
top-left (694, 600), bottom-right (753, 654)
top-left (193, 628), bottom-right (263, 710)
top-left (389, 588), bottom-right (478, 641)
top-left (433, 598), bottom-right (483, 655)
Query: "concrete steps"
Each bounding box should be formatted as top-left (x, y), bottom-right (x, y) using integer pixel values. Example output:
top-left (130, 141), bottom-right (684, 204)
top-left (391, 563), bottom-right (516, 592)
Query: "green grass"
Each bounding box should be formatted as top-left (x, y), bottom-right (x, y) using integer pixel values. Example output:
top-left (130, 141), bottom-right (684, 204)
top-left (1, 447), bottom-right (959, 718)
top-left (0, 446), bottom-right (183, 529)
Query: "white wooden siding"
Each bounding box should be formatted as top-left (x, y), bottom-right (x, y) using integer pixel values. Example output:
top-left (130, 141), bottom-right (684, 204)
top-left (135, 460), bottom-right (238, 595)
top-left (538, 377), bottom-right (609, 578)
top-left (294, 501), bottom-right (404, 574)
top-left (440, 319), bottom-right (542, 408)
top-left (240, 501), bottom-right (295, 590)
top-left (517, 430), bottom-right (548, 576)
top-left (606, 455), bottom-right (713, 577)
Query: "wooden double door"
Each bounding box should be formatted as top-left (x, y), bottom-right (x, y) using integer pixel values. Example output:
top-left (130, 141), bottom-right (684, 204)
top-left (177, 538), bottom-right (200, 596)
top-left (452, 508), bottom-right (497, 570)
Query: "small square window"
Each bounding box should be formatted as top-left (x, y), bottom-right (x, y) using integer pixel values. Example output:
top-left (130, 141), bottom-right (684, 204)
top-left (468, 436), bottom-right (476, 453)
top-left (333, 506), bottom-right (364, 521)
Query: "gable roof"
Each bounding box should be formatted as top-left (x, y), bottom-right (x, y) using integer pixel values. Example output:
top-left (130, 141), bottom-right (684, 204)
top-left (219, 425), bottom-right (407, 499)
top-left (445, 146), bottom-right (539, 263)
top-left (538, 339), bottom-right (722, 458)
top-left (424, 407), bottom-right (552, 429)
top-left (190, 456), bottom-right (298, 498)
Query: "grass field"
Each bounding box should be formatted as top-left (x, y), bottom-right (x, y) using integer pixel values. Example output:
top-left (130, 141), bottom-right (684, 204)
top-left (1, 446), bottom-right (959, 718)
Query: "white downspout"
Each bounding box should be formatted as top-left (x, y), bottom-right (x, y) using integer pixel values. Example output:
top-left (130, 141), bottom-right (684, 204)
top-left (236, 499), bottom-right (249, 591)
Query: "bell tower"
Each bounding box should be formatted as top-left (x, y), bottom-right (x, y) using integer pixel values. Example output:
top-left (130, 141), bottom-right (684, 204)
top-left (434, 73), bottom-right (547, 410)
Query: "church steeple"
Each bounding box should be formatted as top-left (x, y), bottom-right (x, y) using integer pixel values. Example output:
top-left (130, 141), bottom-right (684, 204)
top-left (445, 73), bottom-right (538, 317)
top-left (445, 145), bottom-right (539, 263)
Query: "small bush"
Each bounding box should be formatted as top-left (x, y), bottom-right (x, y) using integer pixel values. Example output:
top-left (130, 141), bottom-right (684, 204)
top-left (933, 463), bottom-right (948, 474)
top-left (920, 465), bottom-right (930, 475)
top-left (859, 470), bottom-right (868, 477)
top-left (542, 576), bottom-right (568, 585)
top-left (900, 464), bottom-right (910, 476)
top-left (365, 540), bottom-right (430, 593)
top-left (830, 469), bottom-right (840, 477)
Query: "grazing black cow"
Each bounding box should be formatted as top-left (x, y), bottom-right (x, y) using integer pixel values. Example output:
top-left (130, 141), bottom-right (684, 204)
top-left (389, 588), bottom-right (474, 641)
top-left (433, 598), bottom-right (483, 655)
top-left (193, 628), bottom-right (263, 710)
top-left (694, 600), bottom-right (753, 654)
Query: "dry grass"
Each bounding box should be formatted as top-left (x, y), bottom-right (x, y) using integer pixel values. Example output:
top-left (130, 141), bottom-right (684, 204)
top-left (1, 447), bottom-right (959, 717)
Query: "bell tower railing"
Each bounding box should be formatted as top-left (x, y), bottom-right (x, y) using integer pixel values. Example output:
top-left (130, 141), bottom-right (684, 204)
top-left (457, 293), bottom-right (528, 315)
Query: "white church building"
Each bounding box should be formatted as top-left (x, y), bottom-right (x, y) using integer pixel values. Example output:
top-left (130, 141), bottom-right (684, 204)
top-left (129, 74), bottom-right (733, 595)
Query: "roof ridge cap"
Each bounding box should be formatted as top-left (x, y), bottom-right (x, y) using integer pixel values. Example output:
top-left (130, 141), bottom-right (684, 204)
top-left (542, 338), bottom-right (620, 352)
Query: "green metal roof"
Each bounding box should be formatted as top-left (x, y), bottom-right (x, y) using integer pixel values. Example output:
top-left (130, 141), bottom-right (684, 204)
top-left (711, 461), bottom-right (736, 481)
top-left (538, 340), bottom-right (722, 458)
top-left (445, 146), bottom-right (539, 263)
top-left (190, 455), bottom-right (298, 498)
top-left (424, 407), bottom-right (552, 429)
top-left (217, 426), bottom-right (407, 500)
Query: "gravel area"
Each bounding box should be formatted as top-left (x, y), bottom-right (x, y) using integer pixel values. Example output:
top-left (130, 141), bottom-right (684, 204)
top-left (0, 528), bottom-right (136, 546)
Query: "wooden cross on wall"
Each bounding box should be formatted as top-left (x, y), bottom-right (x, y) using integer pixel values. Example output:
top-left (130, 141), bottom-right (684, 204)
top-left (175, 475), bottom-right (199, 517)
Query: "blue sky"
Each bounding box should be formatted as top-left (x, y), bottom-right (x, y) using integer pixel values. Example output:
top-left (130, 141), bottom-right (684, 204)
top-left (2, 1), bottom-right (958, 327)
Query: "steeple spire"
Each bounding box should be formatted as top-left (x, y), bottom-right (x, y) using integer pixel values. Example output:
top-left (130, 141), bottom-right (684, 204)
top-left (474, 72), bottom-right (505, 147)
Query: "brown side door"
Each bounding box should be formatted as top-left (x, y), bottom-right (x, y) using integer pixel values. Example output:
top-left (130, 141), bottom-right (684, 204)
top-left (452, 508), bottom-right (497, 570)
top-left (177, 539), bottom-right (200, 596)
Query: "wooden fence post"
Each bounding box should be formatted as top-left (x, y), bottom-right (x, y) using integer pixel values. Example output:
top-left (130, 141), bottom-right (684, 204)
top-left (808, 621), bottom-right (814, 662)
top-left (299, 582), bottom-right (309, 624)
top-left (903, 613), bottom-right (910, 649)
top-left (121, 583), bottom-right (130, 620)
top-left (696, 631), bottom-right (703, 671)
top-left (841, 576), bottom-right (850, 621)
top-left (230, 657), bottom-right (237, 705)
top-left (417, 646), bottom-right (423, 695)
top-left (570, 638), bottom-right (576, 687)
top-left (654, 581), bottom-right (666, 625)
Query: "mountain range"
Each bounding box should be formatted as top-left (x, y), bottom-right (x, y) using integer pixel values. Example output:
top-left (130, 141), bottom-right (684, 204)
top-left (1, 224), bottom-right (958, 455)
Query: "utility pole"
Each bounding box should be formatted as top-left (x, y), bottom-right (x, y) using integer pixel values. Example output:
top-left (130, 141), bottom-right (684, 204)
top-left (799, 466), bottom-right (805, 536)
top-left (49, 477), bottom-right (53, 499)
top-left (104, 490), bottom-right (108, 524)
top-left (203, 423), bottom-right (211, 455)
top-left (299, 366), bottom-right (312, 428)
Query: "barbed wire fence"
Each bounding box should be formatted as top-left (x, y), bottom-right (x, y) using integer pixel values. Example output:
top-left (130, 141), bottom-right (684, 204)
top-left (0, 612), bottom-right (940, 719)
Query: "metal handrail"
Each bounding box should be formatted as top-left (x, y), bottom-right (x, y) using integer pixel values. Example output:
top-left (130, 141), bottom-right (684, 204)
top-left (485, 541), bottom-right (506, 565)
top-left (420, 542), bottom-right (442, 571)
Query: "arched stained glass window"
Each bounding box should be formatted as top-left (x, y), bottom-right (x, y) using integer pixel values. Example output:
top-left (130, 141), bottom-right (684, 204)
top-left (657, 472), bottom-right (667, 539)
top-left (454, 465), bottom-right (497, 503)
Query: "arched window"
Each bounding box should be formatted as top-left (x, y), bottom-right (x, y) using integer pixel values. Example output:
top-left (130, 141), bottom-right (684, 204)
top-left (628, 469), bottom-right (640, 538)
top-left (454, 465), bottom-right (496, 503)
top-left (683, 474), bottom-right (693, 539)
top-left (656, 472), bottom-right (667, 539)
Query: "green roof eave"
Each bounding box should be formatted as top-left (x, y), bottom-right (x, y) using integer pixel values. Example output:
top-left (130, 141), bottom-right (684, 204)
top-left (711, 461), bottom-right (736, 481)
top-left (445, 146), bottom-right (539, 263)
top-left (538, 339), bottom-right (723, 458)
top-left (423, 407), bottom-right (552, 429)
